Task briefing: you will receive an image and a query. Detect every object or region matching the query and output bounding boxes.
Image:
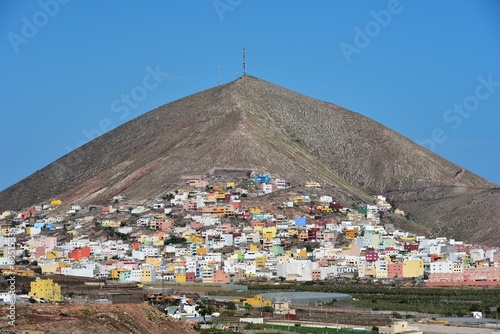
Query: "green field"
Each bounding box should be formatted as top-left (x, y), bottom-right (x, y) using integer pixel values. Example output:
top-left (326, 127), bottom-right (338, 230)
top-left (263, 323), bottom-right (373, 333)
top-left (208, 283), bottom-right (500, 317)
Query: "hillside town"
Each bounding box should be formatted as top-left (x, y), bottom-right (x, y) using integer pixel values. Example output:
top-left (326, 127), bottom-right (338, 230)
top-left (1, 170), bottom-right (500, 306)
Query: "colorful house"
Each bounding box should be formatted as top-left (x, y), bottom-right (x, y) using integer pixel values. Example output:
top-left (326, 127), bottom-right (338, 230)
top-left (403, 259), bottom-right (424, 278)
top-left (68, 246), bottom-right (91, 261)
top-left (213, 269), bottom-right (230, 284)
top-left (110, 268), bottom-right (130, 280)
top-left (243, 295), bottom-right (272, 308)
top-left (29, 278), bottom-right (62, 302)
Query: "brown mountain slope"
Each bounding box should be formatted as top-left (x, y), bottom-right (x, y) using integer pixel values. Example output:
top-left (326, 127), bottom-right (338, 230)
top-left (0, 302), bottom-right (198, 334)
top-left (1, 75), bottom-right (498, 244)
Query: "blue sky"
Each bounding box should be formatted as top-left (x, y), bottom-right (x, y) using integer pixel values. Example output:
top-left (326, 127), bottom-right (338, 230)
top-left (1, 0), bottom-right (499, 192)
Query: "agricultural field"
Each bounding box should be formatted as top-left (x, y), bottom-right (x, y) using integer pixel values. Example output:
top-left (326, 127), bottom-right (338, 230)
top-left (209, 283), bottom-right (500, 318)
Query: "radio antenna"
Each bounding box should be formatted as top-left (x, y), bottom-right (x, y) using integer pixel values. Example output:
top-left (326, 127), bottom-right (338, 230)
top-left (242, 48), bottom-right (247, 76)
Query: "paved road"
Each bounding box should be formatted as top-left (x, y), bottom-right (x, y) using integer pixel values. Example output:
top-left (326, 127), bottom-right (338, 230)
top-left (266, 319), bottom-right (500, 334)
top-left (417, 323), bottom-right (500, 334)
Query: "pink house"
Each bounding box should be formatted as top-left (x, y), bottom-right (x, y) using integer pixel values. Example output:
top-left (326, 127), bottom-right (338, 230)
top-left (101, 205), bottom-right (113, 214)
top-left (464, 267), bottom-right (500, 281)
top-left (35, 246), bottom-right (46, 260)
top-left (229, 200), bottom-right (242, 209)
top-left (427, 267), bottom-right (500, 286)
top-left (312, 269), bottom-right (322, 281)
top-left (252, 220), bottom-right (265, 228)
top-left (221, 224), bottom-right (235, 234)
top-left (186, 271), bottom-right (196, 282)
top-left (190, 221), bottom-right (204, 229)
top-left (323, 232), bottom-right (336, 243)
top-left (213, 270), bottom-right (230, 284)
top-left (183, 201), bottom-right (197, 211)
top-left (388, 263), bottom-right (403, 278)
top-left (158, 220), bottom-right (173, 231)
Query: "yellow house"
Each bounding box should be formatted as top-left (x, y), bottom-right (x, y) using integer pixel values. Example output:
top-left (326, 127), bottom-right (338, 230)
top-left (176, 273), bottom-right (186, 283)
top-left (1, 211), bottom-right (13, 218)
top-left (395, 208), bottom-right (405, 216)
top-left (138, 235), bottom-right (150, 243)
top-left (58, 262), bottom-right (71, 268)
top-left (288, 229), bottom-right (299, 237)
top-left (249, 208), bottom-right (261, 214)
top-left (253, 225), bottom-right (263, 232)
top-left (206, 193), bottom-right (217, 202)
top-left (2, 269), bottom-right (35, 277)
top-left (51, 199), bottom-right (62, 206)
top-left (376, 269), bottom-right (388, 279)
top-left (167, 263), bottom-right (176, 274)
top-left (364, 267), bottom-right (376, 277)
top-left (191, 235), bottom-right (205, 244)
top-left (298, 249), bottom-right (308, 259)
top-left (226, 182), bottom-right (235, 189)
top-left (244, 295), bottom-right (272, 308)
top-left (101, 220), bottom-right (120, 228)
top-left (276, 255), bottom-right (291, 262)
top-left (141, 268), bottom-right (155, 283)
top-left (262, 227), bottom-right (277, 239)
top-left (29, 278), bottom-right (62, 302)
top-left (304, 181), bottom-right (321, 188)
top-left (152, 238), bottom-right (164, 247)
top-left (402, 259), bottom-right (424, 278)
top-left (39, 263), bottom-right (59, 275)
top-left (45, 250), bottom-right (63, 260)
top-left (1, 227), bottom-right (9, 236)
top-left (249, 244), bottom-right (260, 252)
top-left (255, 256), bottom-right (266, 267)
top-left (196, 247), bottom-right (207, 255)
top-left (145, 257), bottom-right (161, 271)
top-left (226, 207), bottom-right (235, 216)
top-left (110, 268), bottom-right (130, 280)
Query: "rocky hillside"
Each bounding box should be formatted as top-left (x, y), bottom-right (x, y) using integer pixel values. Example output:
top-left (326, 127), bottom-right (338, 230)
top-left (0, 302), bottom-right (198, 334)
top-left (0, 75), bottom-right (498, 244)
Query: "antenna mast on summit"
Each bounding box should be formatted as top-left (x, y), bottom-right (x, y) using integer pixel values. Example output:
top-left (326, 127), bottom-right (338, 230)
top-left (242, 48), bottom-right (247, 76)
top-left (218, 65), bottom-right (221, 86)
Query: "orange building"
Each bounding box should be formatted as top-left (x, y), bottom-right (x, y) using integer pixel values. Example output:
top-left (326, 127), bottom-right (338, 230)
top-left (343, 228), bottom-right (358, 238)
top-left (68, 246), bottom-right (91, 261)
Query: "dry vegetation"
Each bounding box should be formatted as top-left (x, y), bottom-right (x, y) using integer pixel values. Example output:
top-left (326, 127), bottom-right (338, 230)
top-left (0, 302), bottom-right (198, 334)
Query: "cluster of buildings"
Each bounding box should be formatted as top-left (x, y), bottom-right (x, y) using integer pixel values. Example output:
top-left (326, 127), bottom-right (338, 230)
top-left (1, 173), bottom-right (500, 300)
